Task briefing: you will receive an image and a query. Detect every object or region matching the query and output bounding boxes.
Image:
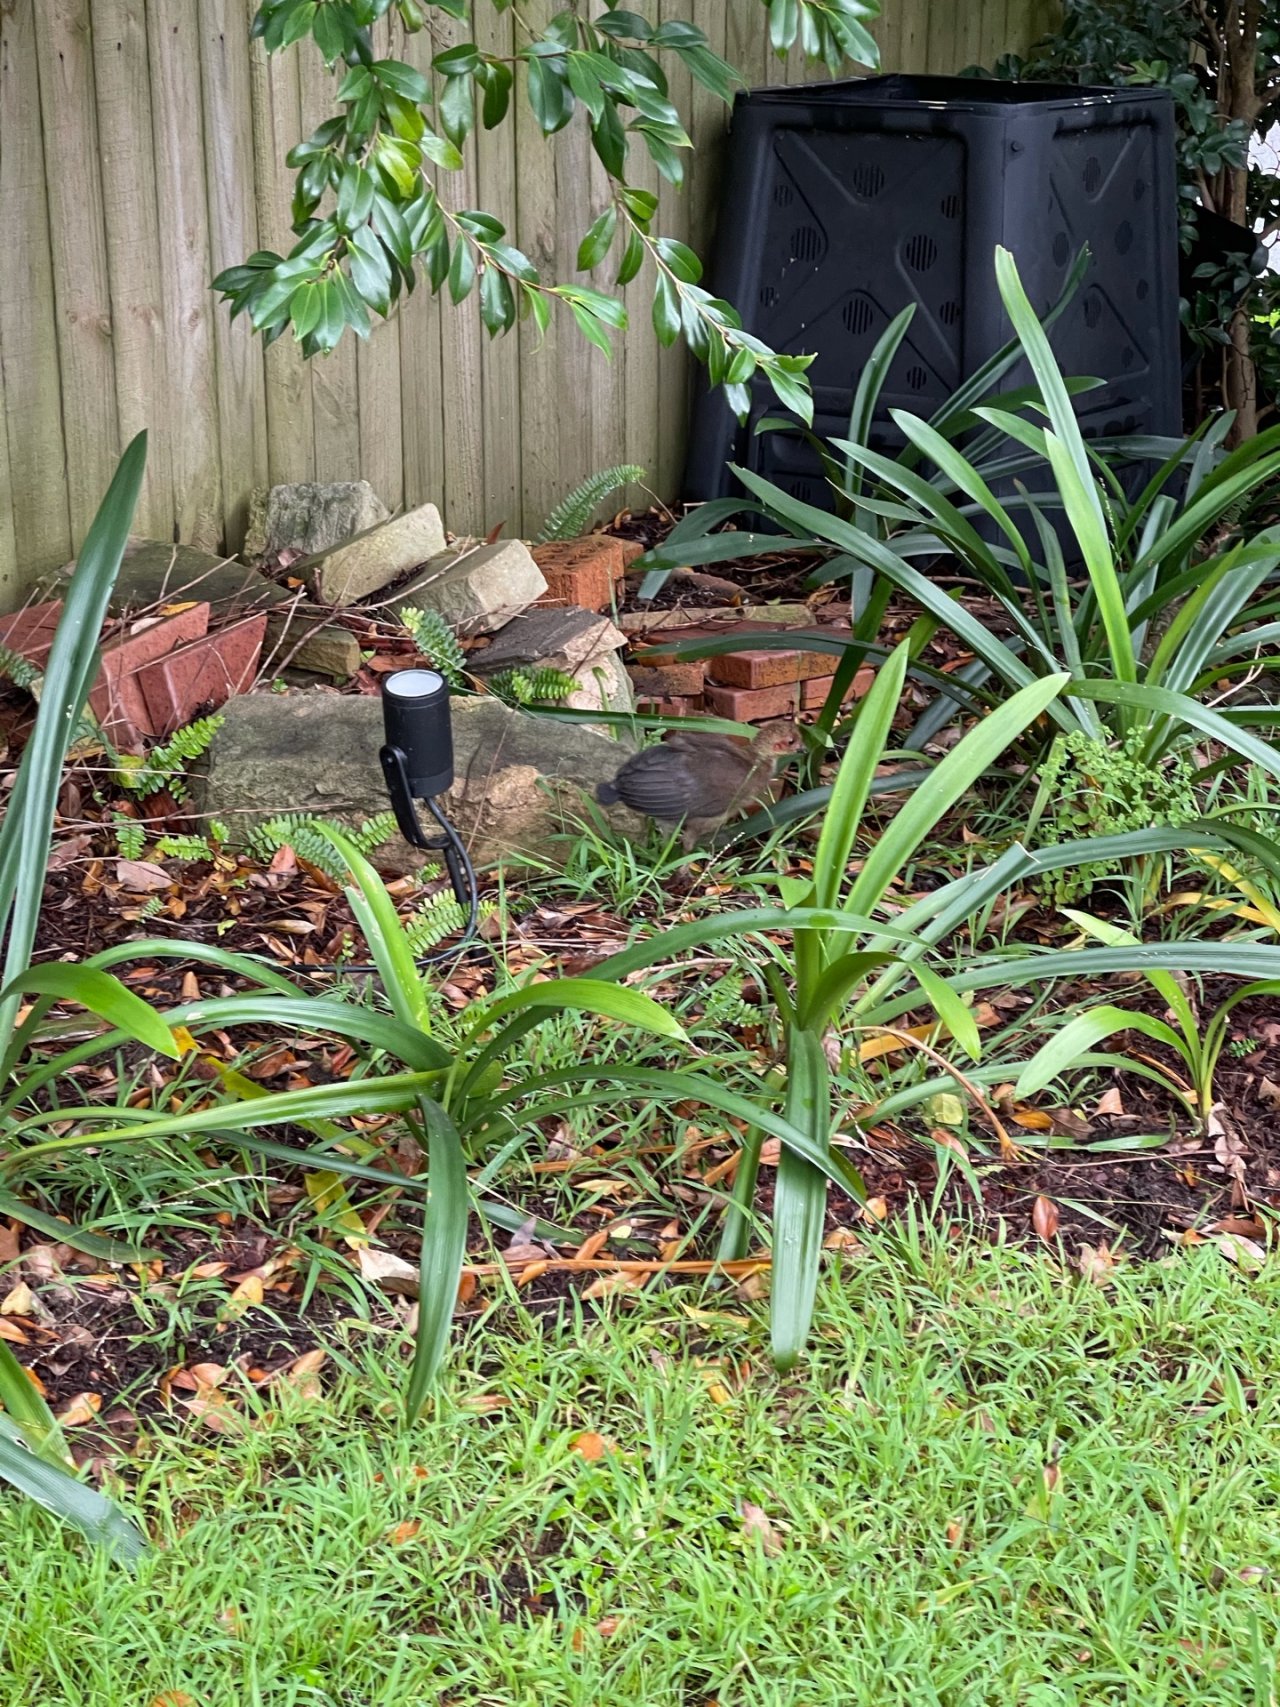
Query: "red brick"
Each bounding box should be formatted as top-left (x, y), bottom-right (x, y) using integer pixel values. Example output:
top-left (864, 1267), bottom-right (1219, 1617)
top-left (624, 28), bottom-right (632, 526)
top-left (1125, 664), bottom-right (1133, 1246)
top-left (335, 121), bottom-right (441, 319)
top-left (617, 538), bottom-right (646, 568)
top-left (532, 537), bottom-right (625, 613)
top-left (626, 659), bottom-right (706, 697)
top-left (635, 693), bottom-right (704, 717)
top-left (137, 612), bottom-right (267, 736)
top-left (703, 680), bottom-right (798, 721)
top-left (0, 600), bottom-right (63, 666)
top-left (707, 646), bottom-right (834, 690)
top-left (89, 603), bottom-right (212, 749)
top-left (800, 664), bottom-right (876, 710)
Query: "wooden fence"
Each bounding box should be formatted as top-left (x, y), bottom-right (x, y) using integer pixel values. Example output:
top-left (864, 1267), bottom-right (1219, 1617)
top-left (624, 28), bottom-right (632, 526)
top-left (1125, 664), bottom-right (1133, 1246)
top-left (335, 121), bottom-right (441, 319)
top-left (0, 0), bottom-right (1055, 604)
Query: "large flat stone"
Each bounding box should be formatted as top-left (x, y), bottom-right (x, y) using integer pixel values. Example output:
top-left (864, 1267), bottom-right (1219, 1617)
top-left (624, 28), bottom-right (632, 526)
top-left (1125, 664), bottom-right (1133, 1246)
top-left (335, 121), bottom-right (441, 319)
top-left (243, 481), bottom-right (389, 563)
top-left (397, 540), bottom-right (546, 637)
top-left (194, 690), bottom-right (639, 871)
top-left (44, 538), bottom-right (289, 619)
top-left (302, 504), bottom-right (446, 607)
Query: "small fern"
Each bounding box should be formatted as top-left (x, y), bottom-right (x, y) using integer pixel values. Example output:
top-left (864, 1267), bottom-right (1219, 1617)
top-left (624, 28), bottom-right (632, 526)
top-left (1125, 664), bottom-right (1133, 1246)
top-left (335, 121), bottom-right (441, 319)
top-left (404, 890), bottom-right (493, 955)
top-left (112, 814), bottom-right (147, 861)
top-left (487, 665), bottom-right (579, 708)
top-left (135, 895), bottom-right (165, 921)
top-left (534, 465), bottom-right (646, 543)
top-left (246, 810), bottom-right (400, 879)
top-left (0, 643), bottom-right (41, 692)
top-left (117, 713), bottom-right (225, 802)
top-left (155, 833), bottom-right (217, 862)
top-left (399, 607), bottom-right (467, 688)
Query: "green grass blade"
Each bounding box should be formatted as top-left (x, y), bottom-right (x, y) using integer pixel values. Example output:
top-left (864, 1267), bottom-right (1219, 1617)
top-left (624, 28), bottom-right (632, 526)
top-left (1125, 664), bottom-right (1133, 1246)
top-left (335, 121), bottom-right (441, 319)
top-left (312, 823), bottom-right (432, 1033)
top-left (0, 433), bottom-right (146, 1047)
top-left (845, 673), bottom-right (1069, 916)
top-left (811, 641), bottom-right (909, 912)
top-left (0, 965), bottom-right (182, 1062)
top-left (463, 977), bottom-right (687, 1042)
top-left (771, 1028), bottom-right (836, 1372)
top-left (1014, 1006), bottom-right (1185, 1100)
top-left (404, 1095), bottom-right (470, 1417)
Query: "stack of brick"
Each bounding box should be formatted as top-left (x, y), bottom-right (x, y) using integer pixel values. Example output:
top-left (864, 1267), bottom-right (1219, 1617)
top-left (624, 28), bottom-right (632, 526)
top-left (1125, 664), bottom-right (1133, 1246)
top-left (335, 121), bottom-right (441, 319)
top-left (531, 535), bottom-right (643, 614)
top-left (627, 617), bottom-right (871, 722)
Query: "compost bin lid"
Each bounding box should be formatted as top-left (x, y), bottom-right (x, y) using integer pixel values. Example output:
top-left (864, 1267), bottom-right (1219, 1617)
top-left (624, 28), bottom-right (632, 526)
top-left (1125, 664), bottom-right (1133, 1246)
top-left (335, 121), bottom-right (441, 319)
top-left (741, 74), bottom-right (1156, 110)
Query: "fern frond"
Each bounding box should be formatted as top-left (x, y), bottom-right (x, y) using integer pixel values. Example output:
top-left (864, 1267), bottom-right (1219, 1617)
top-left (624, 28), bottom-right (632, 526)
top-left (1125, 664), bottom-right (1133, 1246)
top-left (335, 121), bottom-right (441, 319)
top-left (246, 811), bottom-right (403, 880)
top-left (112, 814), bottom-right (147, 861)
top-left (117, 713), bottom-right (225, 800)
top-left (487, 665), bottom-right (579, 708)
top-left (0, 643), bottom-right (41, 692)
top-left (404, 890), bottom-right (493, 955)
top-left (534, 465), bottom-right (646, 543)
top-left (154, 833), bottom-right (216, 862)
top-left (399, 607), bottom-right (467, 688)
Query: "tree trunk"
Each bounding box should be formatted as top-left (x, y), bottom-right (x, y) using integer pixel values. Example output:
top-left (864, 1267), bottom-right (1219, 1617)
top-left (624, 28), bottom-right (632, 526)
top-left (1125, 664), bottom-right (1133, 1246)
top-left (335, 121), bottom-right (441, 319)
top-left (1220, 0), bottom-right (1263, 441)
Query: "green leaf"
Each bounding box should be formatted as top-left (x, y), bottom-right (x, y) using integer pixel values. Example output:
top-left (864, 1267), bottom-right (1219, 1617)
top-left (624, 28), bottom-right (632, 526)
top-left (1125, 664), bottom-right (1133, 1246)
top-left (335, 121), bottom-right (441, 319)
top-left (526, 54), bottom-right (574, 134)
top-left (420, 130), bottom-right (463, 171)
top-left (438, 73), bottom-right (474, 147)
top-left (771, 1027), bottom-right (837, 1372)
top-left (577, 206), bottom-right (618, 271)
top-left (652, 271), bottom-right (680, 346)
top-left (372, 57), bottom-right (429, 101)
top-left (910, 964), bottom-right (981, 1061)
top-left (448, 235), bottom-right (476, 304)
top-left (616, 229), bottom-right (645, 286)
top-left (404, 1096), bottom-right (469, 1415)
top-left (1014, 1006), bottom-right (1185, 1100)
top-left (478, 60), bottom-right (513, 129)
top-left (310, 825), bottom-right (434, 1033)
top-left (0, 955), bottom-right (181, 1062)
top-left (464, 977), bottom-right (687, 1043)
top-left (479, 263), bottom-right (514, 335)
top-left (654, 237), bottom-right (701, 283)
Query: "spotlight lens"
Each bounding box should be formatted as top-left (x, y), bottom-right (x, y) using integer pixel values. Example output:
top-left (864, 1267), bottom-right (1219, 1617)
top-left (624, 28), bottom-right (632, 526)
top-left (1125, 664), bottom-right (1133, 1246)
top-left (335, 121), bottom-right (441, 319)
top-left (387, 668), bottom-right (445, 699)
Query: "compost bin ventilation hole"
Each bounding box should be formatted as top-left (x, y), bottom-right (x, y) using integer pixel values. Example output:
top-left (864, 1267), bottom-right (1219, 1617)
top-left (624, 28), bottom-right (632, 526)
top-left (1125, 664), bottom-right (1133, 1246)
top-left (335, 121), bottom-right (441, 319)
top-left (1084, 292), bottom-right (1103, 330)
top-left (1121, 346), bottom-right (1135, 369)
top-left (773, 180), bottom-right (795, 208)
top-left (759, 284), bottom-right (779, 309)
top-left (1083, 155), bottom-right (1103, 193)
top-left (1052, 231), bottom-right (1071, 266)
top-left (1137, 278), bottom-right (1150, 299)
top-left (842, 295), bottom-right (875, 336)
top-left (852, 162), bottom-right (887, 199)
top-left (791, 225), bottom-right (824, 263)
top-left (1116, 220), bottom-right (1135, 254)
top-left (904, 233), bottom-right (938, 273)
top-left (906, 365), bottom-right (929, 391)
top-left (941, 192), bottom-right (961, 218)
top-left (940, 299), bottom-right (961, 326)
top-left (1133, 177), bottom-right (1148, 201)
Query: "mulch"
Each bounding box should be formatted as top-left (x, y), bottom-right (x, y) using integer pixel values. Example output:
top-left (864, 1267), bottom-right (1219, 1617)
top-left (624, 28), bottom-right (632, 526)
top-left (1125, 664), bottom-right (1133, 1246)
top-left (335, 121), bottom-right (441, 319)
top-left (4, 510), bottom-right (1279, 1426)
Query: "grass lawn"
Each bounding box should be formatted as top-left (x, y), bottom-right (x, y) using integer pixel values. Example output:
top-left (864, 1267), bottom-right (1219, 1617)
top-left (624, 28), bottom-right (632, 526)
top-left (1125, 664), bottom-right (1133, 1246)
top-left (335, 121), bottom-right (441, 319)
top-left (3, 1224), bottom-right (1278, 1707)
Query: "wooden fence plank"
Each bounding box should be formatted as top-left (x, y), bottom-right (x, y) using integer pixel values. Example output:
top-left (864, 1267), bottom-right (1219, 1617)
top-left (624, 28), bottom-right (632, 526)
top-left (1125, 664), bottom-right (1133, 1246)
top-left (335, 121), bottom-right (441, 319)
top-left (93, 0), bottom-right (174, 541)
top-left (4, 0), bottom-right (1052, 591)
top-left (147, 0), bottom-right (224, 548)
top-left (395, 18), bottom-right (446, 517)
top-left (472, 1), bottom-right (521, 537)
top-left (0, 0), bottom-right (71, 582)
top-left (436, 13), bottom-right (486, 536)
top-left (0, 374), bottom-right (19, 607)
top-left (248, 20), bottom-right (314, 484)
top-left (33, 0), bottom-right (120, 547)
top-left (298, 51), bottom-right (361, 484)
top-left (200, 0), bottom-right (270, 552)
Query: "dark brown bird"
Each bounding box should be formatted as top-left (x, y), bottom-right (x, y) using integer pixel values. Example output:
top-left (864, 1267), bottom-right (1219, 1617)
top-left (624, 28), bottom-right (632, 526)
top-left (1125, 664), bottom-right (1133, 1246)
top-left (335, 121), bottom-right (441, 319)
top-left (596, 721), bottom-right (801, 848)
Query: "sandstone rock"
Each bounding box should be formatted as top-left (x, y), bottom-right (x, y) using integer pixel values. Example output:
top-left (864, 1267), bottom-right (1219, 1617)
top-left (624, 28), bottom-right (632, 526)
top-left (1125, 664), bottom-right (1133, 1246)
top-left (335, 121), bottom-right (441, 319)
top-left (45, 538), bottom-right (289, 619)
top-left (396, 540), bottom-right (546, 637)
top-left (302, 503), bottom-right (445, 607)
top-left (243, 481), bottom-right (389, 563)
top-left (261, 609), bottom-right (361, 680)
top-left (195, 690), bottom-right (639, 872)
top-left (471, 607), bottom-right (633, 716)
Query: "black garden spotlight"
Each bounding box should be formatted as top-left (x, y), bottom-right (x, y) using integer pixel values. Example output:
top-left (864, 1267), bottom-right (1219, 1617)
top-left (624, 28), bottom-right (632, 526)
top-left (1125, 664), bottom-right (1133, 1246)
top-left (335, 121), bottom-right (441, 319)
top-left (379, 668), bottom-right (479, 960)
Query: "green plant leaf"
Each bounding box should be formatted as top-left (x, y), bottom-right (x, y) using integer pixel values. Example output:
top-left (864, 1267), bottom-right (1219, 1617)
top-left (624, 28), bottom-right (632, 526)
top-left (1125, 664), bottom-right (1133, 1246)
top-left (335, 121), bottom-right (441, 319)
top-left (404, 1095), bottom-right (469, 1416)
top-left (1014, 1006), bottom-right (1186, 1100)
top-left (0, 965), bottom-right (182, 1062)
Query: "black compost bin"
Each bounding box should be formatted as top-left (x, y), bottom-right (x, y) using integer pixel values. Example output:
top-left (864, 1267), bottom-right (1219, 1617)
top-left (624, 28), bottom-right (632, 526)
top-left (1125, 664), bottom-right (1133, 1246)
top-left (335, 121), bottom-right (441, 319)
top-left (685, 75), bottom-right (1182, 515)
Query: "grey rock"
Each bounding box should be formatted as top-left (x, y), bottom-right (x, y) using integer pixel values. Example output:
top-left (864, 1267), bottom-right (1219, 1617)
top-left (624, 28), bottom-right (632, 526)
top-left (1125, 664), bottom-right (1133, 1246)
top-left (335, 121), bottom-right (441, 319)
top-left (243, 481), bottom-right (390, 563)
top-left (396, 540), bottom-right (547, 637)
top-left (45, 538), bottom-right (289, 618)
top-left (261, 610), bottom-right (361, 680)
top-left (302, 503), bottom-right (446, 607)
top-left (195, 689), bottom-right (639, 872)
top-left (471, 606), bottom-right (633, 716)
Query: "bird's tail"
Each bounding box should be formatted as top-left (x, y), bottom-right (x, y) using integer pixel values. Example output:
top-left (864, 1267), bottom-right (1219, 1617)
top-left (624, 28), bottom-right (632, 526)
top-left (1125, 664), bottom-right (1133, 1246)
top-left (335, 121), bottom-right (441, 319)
top-left (595, 781), bottom-right (621, 805)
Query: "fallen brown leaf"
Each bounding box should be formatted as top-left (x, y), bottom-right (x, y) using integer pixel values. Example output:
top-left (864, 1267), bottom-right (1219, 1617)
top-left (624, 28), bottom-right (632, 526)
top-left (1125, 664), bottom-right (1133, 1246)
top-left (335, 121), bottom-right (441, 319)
top-left (740, 1500), bottom-right (783, 1555)
top-left (1031, 1196), bottom-right (1059, 1243)
top-left (569, 1431), bottom-right (617, 1461)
